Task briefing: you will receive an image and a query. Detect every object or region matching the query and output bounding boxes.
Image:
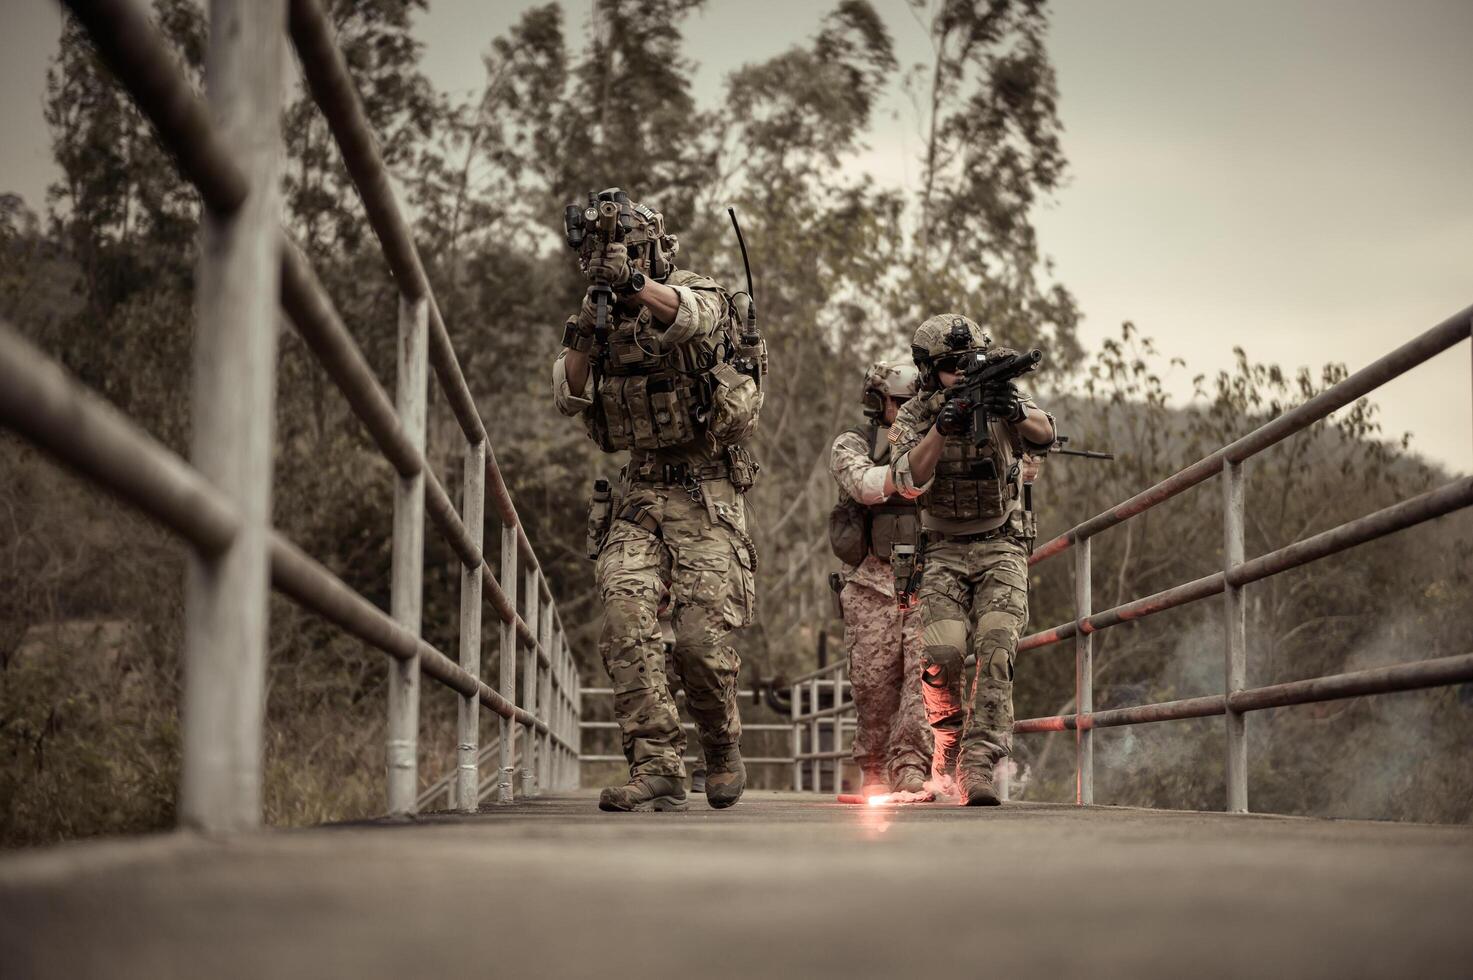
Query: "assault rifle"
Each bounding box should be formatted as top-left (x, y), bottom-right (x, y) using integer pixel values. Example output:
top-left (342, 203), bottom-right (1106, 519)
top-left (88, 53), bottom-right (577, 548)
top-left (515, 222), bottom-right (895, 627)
top-left (1046, 435), bottom-right (1115, 461)
top-left (944, 347), bottom-right (1043, 449)
top-left (563, 189), bottom-right (634, 334)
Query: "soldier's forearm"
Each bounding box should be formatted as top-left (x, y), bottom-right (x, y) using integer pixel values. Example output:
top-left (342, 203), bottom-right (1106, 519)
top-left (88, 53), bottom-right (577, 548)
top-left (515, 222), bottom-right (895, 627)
top-left (903, 428), bottom-right (945, 487)
top-left (632, 278), bottom-right (680, 325)
top-left (847, 464), bottom-right (895, 505)
top-left (565, 348), bottom-right (590, 397)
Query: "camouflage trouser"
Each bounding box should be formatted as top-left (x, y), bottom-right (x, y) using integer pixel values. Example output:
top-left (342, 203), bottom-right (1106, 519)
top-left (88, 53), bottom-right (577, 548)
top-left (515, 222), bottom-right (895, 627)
top-left (841, 568), bottom-right (932, 785)
top-left (595, 479), bottom-right (755, 778)
top-left (917, 531), bottom-right (1030, 777)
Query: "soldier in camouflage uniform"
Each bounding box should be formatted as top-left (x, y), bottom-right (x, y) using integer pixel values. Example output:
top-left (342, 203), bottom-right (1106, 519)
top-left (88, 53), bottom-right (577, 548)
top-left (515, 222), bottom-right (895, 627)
top-left (552, 189), bottom-right (764, 812)
top-left (828, 361), bottom-right (933, 797)
top-left (888, 315), bottom-right (1056, 805)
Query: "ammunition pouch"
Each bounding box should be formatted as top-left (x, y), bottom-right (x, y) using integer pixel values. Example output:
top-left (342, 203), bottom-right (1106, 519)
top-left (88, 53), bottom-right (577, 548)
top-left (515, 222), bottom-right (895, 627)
top-left (868, 503), bottom-right (918, 562)
top-left (707, 361), bottom-right (762, 444)
top-left (827, 497), bottom-right (868, 567)
top-left (923, 431), bottom-right (1017, 523)
top-left (726, 444), bottom-right (760, 493)
top-left (592, 370), bottom-right (705, 452)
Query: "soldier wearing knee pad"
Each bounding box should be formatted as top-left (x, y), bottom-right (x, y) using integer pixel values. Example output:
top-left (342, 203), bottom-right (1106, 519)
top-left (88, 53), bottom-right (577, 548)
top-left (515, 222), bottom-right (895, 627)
top-left (827, 361), bottom-right (933, 798)
top-left (887, 315), bottom-right (1055, 805)
top-left (553, 189), bottom-right (765, 812)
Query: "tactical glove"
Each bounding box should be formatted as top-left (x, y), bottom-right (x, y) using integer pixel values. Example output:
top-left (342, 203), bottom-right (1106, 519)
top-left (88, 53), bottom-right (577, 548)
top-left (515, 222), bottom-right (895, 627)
top-left (585, 240), bottom-right (631, 287)
top-left (935, 397), bottom-right (972, 437)
top-left (983, 382), bottom-right (1028, 424)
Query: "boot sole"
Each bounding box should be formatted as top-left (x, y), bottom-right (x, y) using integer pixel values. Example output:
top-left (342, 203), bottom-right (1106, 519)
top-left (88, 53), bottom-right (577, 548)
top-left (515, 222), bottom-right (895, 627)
top-left (705, 791), bottom-right (742, 809)
top-left (598, 795), bottom-right (689, 813)
top-left (963, 789), bottom-right (1001, 807)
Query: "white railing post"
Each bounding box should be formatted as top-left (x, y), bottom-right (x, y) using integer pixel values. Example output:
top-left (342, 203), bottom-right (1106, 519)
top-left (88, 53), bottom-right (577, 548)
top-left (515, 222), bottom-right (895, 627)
top-left (560, 637), bottom-right (572, 789)
top-left (538, 601), bottom-right (554, 793)
top-left (791, 681), bottom-right (802, 792)
top-left (1223, 459), bottom-right (1249, 813)
top-left (180, 0), bottom-right (286, 834)
top-left (498, 526), bottom-right (518, 803)
top-left (551, 630), bottom-right (564, 791)
top-left (386, 292), bottom-right (428, 817)
top-left (572, 663), bottom-right (582, 789)
top-left (1075, 537), bottom-right (1093, 806)
top-left (456, 440), bottom-right (486, 812)
top-left (521, 566), bottom-right (540, 797)
top-left (809, 675), bottom-right (821, 793)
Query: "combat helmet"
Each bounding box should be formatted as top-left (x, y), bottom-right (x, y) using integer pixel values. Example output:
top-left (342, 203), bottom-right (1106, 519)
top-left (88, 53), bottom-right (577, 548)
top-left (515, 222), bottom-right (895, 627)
top-left (911, 313), bottom-right (990, 389)
top-left (860, 360), bottom-right (919, 422)
top-left (603, 187), bottom-right (680, 282)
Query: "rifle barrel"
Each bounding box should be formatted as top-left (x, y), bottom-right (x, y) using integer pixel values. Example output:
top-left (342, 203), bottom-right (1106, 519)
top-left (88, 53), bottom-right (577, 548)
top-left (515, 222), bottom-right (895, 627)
top-left (1053, 447), bottom-right (1116, 460)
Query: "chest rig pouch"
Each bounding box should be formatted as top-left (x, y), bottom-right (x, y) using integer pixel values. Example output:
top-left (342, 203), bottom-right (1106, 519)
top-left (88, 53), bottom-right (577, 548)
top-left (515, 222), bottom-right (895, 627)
top-left (590, 307), bottom-right (714, 452)
top-left (828, 425), bottom-right (920, 564)
top-left (922, 420), bottom-right (1021, 522)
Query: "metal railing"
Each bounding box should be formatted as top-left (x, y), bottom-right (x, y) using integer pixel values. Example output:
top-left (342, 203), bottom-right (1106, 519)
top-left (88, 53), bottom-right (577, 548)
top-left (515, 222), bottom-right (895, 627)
top-left (741, 308), bottom-right (1472, 808)
top-left (0, 0), bottom-right (580, 833)
top-left (1017, 306), bottom-right (1473, 811)
top-left (786, 664), bottom-right (852, 793)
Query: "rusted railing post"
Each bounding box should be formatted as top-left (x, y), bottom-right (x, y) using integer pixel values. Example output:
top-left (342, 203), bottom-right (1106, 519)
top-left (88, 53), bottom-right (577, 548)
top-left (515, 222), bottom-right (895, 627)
top-left (791, 681), bottom-right (802, 791)
top-left (387, 293), bottom-right (428, 817)
top-left (456, 439), bottom-right (485, 812)
top-left (1075, 537), bottom-right (1093, 805)
top-left (180, 0), bottom-right (285, 834)
top-left (498, 526), bottom-right (518, 803)
top-left (1223, 459), bottom-right (1248, 812)
top-left (521, 566), bottom-right (540, 797)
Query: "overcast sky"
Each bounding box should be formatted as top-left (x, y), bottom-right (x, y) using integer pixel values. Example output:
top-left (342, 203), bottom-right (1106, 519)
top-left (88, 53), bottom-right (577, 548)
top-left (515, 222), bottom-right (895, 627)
top-left (3, 0), bottom-right (1469, 473)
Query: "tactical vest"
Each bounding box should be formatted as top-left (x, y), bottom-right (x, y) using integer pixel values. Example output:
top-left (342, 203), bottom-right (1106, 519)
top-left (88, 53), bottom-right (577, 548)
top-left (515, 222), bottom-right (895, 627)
top-left (829, 425), bottom-right (920, 564)
top-left (922, 417), bottom-right (1022, 523)
top-left (587, 273), bottom-right (762, 454)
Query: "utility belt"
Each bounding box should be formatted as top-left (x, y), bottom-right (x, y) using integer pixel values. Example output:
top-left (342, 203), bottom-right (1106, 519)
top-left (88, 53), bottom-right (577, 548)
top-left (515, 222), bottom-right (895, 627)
top-left (625, 453), bottom-right (731, 488)
top-left (924, 518), bottom-right (1023, 545)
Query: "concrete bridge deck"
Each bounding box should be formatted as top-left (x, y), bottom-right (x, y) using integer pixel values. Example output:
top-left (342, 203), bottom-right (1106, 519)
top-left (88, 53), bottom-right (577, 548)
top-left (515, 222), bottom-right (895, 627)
top-left (3, 791), bottom-right (1471, 979)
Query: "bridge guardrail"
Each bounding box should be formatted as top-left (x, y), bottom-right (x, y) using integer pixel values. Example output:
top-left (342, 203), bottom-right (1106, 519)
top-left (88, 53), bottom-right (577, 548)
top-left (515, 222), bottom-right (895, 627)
top-left (0, 0), bottom-right (580, 832)
top-left (1019, 305), bottom-right (1473, 810)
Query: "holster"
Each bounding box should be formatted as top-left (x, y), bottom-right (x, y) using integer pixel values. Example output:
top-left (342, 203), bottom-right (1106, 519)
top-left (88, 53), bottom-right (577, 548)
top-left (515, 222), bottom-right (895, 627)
top-left (894, 531), bottom-right (928, 610)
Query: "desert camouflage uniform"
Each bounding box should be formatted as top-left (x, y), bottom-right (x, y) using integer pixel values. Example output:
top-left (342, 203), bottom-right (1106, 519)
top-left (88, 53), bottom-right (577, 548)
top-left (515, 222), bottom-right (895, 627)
top-left (829, 427), bottom-right (932, 787)
top-left (890, 388), bottom-right (1053, 778)
top-left (553, 270), bottom-right (757, 779)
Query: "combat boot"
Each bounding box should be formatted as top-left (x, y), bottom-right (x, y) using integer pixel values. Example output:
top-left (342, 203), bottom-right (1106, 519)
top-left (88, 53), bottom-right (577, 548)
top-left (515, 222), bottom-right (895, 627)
top-left (891, 767), bottom-right (928, 794)
top-left (704, 743), bottom-right (746, 809)
top-left (690, 766), bottom-right (707, 795)
top-left (598, 773), bottom-right (688, 812)
top-left (957, 765), bottom-right (1001, 807)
